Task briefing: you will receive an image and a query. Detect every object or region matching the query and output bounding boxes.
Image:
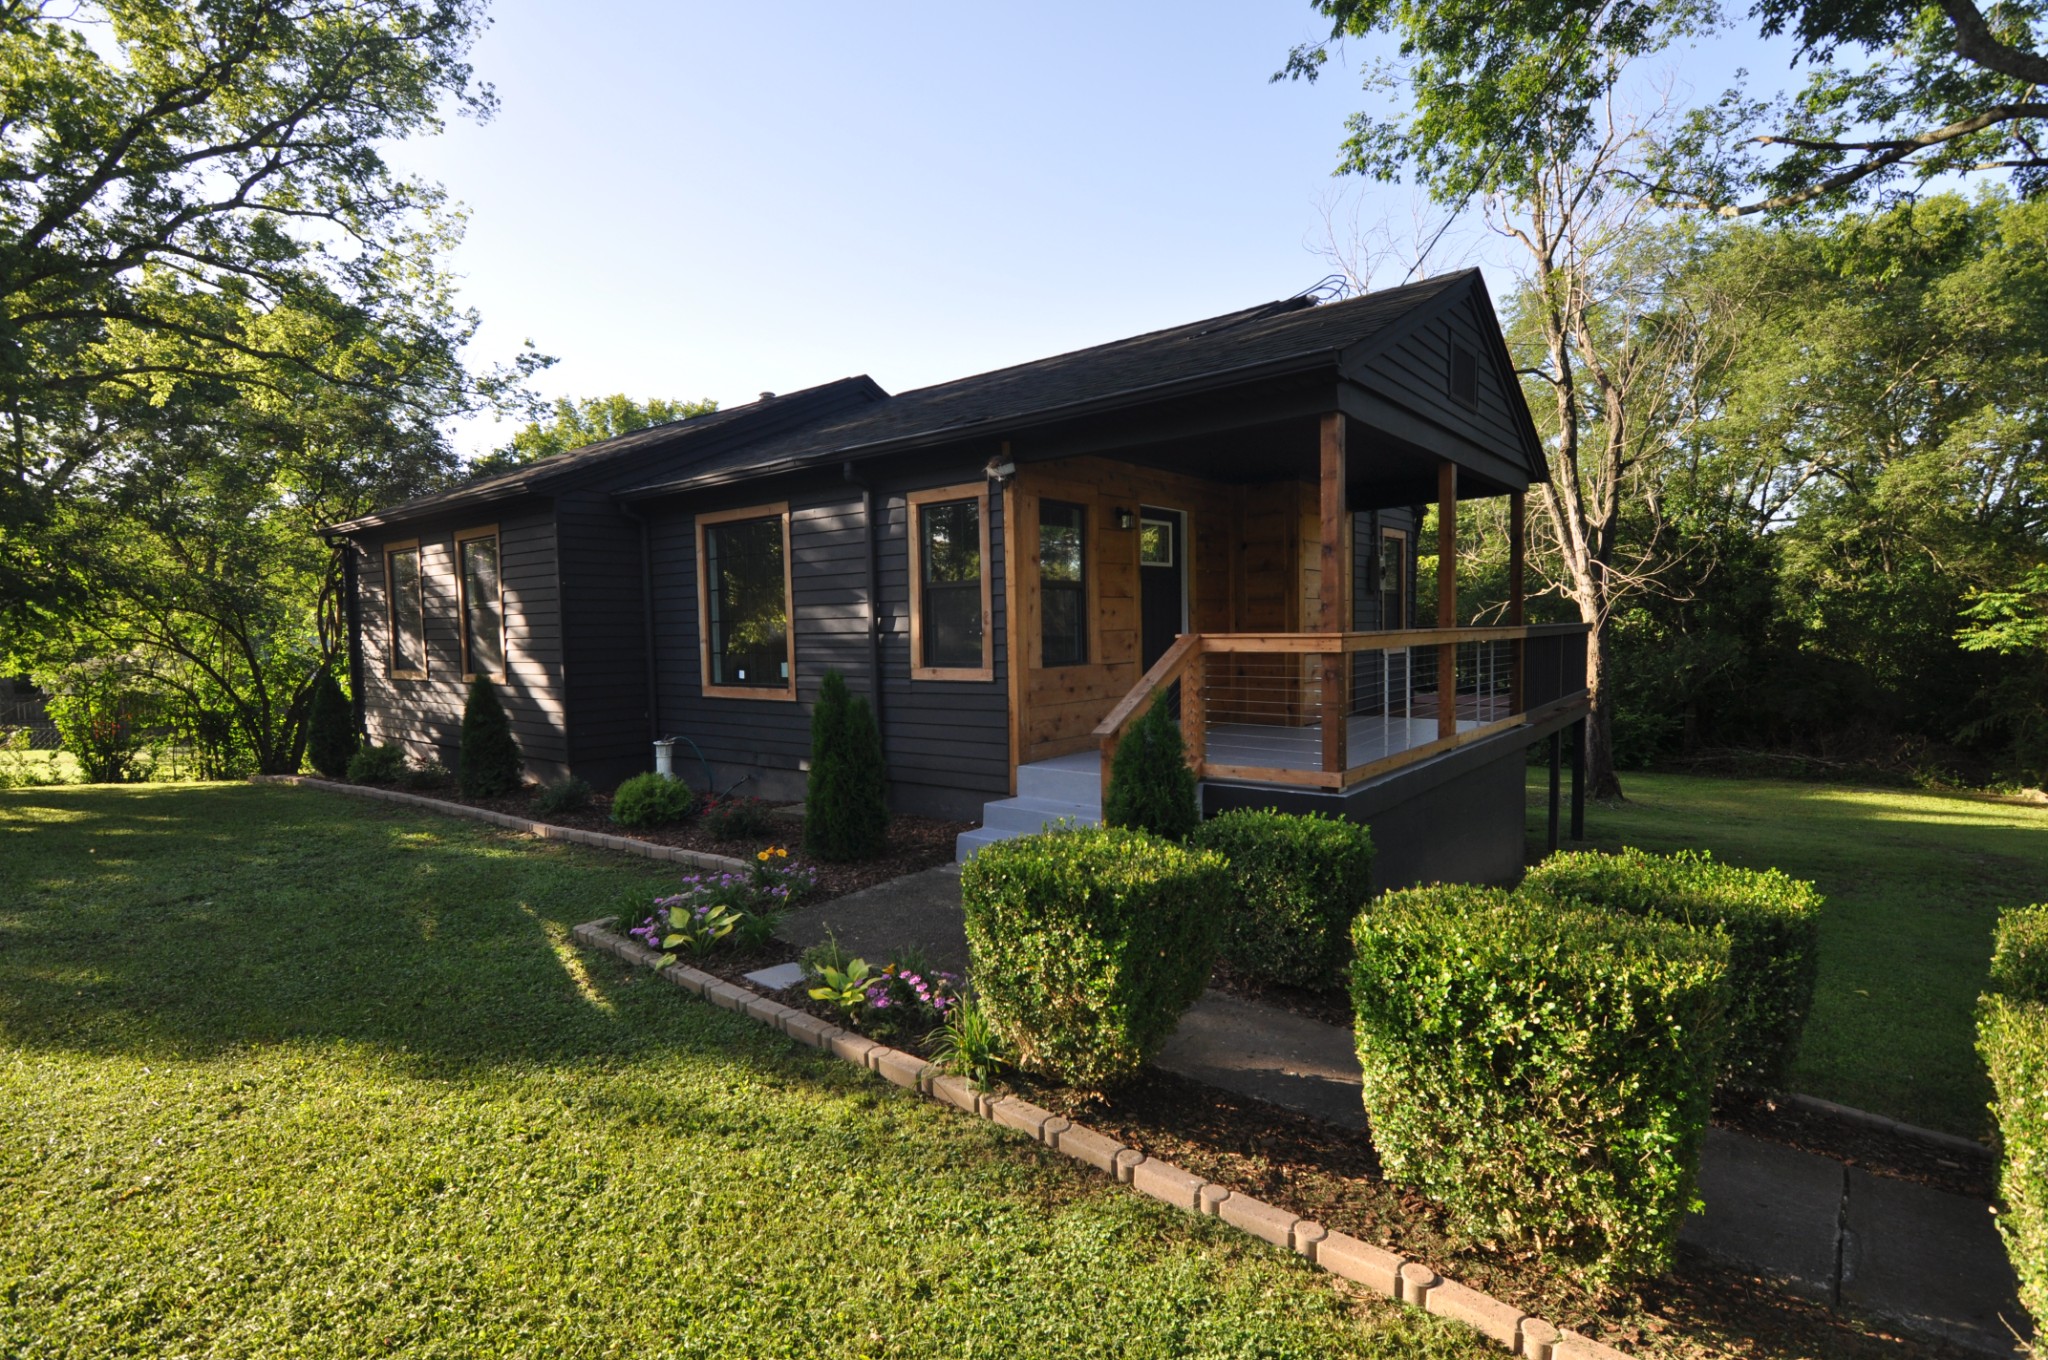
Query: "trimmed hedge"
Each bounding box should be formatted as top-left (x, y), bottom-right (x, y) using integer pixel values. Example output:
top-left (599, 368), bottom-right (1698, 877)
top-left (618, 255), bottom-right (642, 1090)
top-left (1980, 993), bottom-right (2048, 1343)
top-left (1351, 885), bottom-right (1730, 1285)
top-left (1190, 809), bottom-right (1375, 988)
top-left (345, 743), bottom-right (406, 785)
top-left (1522, 847), bottom-right (1820, 1093)
top-left (961, 824), bottom-right (1229, 1089)
top-left (611, 772), bottom-right (695, 827)
top-left (1992, 904), bottom-right (2048, 1003)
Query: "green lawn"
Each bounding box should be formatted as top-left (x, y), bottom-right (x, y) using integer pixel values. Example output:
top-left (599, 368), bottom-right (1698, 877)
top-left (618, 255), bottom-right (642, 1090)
top-left (0, 784), bottom-right (1488, 1360)
top-left (1529, 770), bottom-right (2048, 1136)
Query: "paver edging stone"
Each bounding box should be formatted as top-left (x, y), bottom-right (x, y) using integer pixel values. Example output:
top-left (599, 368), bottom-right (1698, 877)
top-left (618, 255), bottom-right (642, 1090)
top-left (252, 774), bottom-right (754, 876)
top-left (567, 916), bottom-right (1621, 1359)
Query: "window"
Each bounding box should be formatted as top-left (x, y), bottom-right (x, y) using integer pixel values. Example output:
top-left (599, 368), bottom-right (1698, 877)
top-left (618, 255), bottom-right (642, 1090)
top-left (457, 527), bottom-right (504, 679)
top-left (1449, 343), bottom-right (1479, 407)
top-left (1139, 517), bottom-right (1173, 567)
top-left (909, 485), bottom-right (992, 680)
top-left (384, 542), bottom-right (426, 679)
top-left (697, 504), bottom-right (794, 700)
top-left (1378, 527), bottom-right (1409, 631)
top-left (1039, 499), bottom-right (1087, 667)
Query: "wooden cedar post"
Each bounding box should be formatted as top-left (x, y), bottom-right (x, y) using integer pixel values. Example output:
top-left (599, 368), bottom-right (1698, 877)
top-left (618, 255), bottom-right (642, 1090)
top-left (1436, 462), bottom-right (1458, 741)
top-left (1319, 412), bottom-right (1349, 777)
top-left (1183, 647), bottom-right (1207, 778)
top-left (1508, 491), bottom-right (1526, 715)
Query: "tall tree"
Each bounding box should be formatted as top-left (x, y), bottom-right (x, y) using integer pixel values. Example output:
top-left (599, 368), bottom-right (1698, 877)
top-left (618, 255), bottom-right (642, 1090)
top-left (468, 393), bottom-right (717, 476)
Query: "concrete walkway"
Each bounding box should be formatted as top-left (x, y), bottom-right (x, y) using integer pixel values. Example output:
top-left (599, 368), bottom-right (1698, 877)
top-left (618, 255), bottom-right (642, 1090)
top-left (775, 870), bottom-right (2029, 1355)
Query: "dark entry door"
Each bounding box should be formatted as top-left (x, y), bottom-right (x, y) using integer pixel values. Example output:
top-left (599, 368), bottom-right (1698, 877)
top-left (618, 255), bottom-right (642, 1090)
top-left (1139, 506), bottom-right (1186, 672)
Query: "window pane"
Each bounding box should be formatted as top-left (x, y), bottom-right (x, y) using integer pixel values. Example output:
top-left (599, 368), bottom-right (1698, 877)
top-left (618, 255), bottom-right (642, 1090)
top-left (1139, 519), bottom-right (1172, 567)
top-left (919, 499), bottom-right (982, 670)
top-left (462, 536), bottom-right (503, 676)
top-left (707, 516), bottom-right (787, 688)
top-left (921, 500), bottom-right (980, 585)
top-left (924, 584), bottom-right (981, 669)
top-left (389, 548), bottom-right (424, 675)
top-left (1039, 500), bottom-right (1087, 666)
top-left (1379, 532), bottom-right (1406, 630)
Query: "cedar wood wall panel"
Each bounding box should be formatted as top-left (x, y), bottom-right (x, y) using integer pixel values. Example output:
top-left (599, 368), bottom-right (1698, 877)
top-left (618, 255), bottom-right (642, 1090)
top-left (356, 504), bottom-right (569, 782)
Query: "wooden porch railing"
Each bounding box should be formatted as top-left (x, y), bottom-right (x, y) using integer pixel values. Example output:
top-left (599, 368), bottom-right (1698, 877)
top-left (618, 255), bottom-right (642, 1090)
top-left (1092, 623), bottom-right (1590, 801)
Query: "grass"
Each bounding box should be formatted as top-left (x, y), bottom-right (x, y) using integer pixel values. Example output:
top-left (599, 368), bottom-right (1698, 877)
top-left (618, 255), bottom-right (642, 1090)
top-left (0, 783), bottom-right (1492, 1360)
top-left (1528, 769), bottom-right (2048, 1137)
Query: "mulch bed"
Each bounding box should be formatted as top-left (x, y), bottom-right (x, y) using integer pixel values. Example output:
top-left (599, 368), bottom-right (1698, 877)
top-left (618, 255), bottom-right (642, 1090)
top-left (302, 775), bottom-right (969, 901)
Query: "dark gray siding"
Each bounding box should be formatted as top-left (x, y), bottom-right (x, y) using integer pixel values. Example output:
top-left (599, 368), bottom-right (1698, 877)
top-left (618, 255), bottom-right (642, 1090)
top-left (354, 503), bottom-right (568, 783)
top-left (1357, 292), bottom-right (1533, 476)
top-left (645, 460), bottom-right (1010, 820)
top-left (556, 492), bottom-right (652, 790)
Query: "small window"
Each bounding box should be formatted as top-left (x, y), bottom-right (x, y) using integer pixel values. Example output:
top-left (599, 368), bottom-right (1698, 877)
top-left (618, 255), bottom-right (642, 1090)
top-left (1378, 527), bottom-right (1409, 631)
top-left (1039, 500), bottom-right (1087, 667)
top-left (1449, 343), bottom-right (1479, 407)
top-left (1139, 518), bottom-right (1173, 567)
top-left (385, 543), bottom-right (426, 679)
top-left (457, 528), bottom-right (503, 679)
top-left (911, 488), bottom-right (991, 679)
top-left (699, 506), bottom-right (793, 699)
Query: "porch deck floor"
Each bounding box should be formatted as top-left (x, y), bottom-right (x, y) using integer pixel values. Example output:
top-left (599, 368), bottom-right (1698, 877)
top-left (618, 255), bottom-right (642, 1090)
top-left (1203, 713), bottom-right (1484, 774)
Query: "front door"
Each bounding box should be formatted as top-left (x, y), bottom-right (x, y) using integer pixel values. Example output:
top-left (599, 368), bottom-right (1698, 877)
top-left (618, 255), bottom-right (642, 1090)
top-left (1139, 506), bottom-right (1187, 672)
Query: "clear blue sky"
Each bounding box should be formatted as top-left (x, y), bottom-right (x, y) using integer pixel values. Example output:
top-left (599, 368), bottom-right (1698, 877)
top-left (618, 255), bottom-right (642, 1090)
top-left (390, 3), bottom-right (1790, 456)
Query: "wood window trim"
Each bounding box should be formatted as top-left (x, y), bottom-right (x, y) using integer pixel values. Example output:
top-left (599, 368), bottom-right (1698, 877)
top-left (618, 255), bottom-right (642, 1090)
top-left (454, 523), bottom-right (505, 682)
top-left (696, 501), bottom-right (797, 702)
top-left (382, 539), bottom-right (427, 681)
top-left (907, 482), bottom-right (994, 682)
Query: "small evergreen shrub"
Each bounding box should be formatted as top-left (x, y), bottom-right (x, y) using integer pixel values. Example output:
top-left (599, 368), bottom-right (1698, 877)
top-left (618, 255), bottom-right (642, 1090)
top-left (304, 670), bottom-right (356, 778)
top-left (404, 759), bottom-right (453, 791)
top-left (346, 743), bottom-right (407, 785)
top-left (1522, 847), bottom-right (1821, 1093)
top-left (961, 824), bottom-right (1229, 1089)
top-left (534, 776), bottom-right (592, 816)
top-left (1352, 885), bottom-right (1729, 1286)
top-left (1992, 904), bottom-right (2048, 1003)
top-left (1103, 695), bottom-right (1199, 841)
top-left (611, 772), bottom-right (695, 827)
top-left (1190, 808), bottom-right (1375, 988)
top-left (458, 676), bottom-right (523, 797)
top-left (1980, 993), bottom-right (2048, 1343)
top-left (702, 794), bottom-right (776, 840)
top-left (805, 670), bottom-right (889, 861)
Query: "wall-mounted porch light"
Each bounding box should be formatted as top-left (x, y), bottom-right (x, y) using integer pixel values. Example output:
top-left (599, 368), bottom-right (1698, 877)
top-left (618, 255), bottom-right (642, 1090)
top-left (1113, 507), bottom-right (1135, 530)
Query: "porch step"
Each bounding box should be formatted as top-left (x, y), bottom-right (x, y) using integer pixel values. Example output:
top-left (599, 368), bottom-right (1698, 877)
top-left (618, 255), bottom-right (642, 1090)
top-left (956, 756), bottom-right (1104, 862)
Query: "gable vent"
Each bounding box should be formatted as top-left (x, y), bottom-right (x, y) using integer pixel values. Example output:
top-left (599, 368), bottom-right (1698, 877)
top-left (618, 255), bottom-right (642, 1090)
top-left (1449, 343), bottom-right (1479, 407)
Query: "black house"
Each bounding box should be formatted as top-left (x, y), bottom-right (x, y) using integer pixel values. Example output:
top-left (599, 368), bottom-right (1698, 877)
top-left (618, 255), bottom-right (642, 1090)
top-left (328, 271), bottom-right (1588, 887)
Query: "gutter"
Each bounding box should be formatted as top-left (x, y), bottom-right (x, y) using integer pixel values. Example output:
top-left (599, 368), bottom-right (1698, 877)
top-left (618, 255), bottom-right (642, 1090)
top-left (841, 461), bottom-right (887, 745)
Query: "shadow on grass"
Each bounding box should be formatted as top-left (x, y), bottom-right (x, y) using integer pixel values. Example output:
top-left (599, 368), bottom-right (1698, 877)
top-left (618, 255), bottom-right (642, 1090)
top-left (0, 783), bottom-right (748, 1073)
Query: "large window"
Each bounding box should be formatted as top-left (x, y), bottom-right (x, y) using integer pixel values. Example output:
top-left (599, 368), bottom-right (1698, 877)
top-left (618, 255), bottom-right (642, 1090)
top-left (384, 542), bottom-right (426, 679)
top-left (909, 486), bottom-right (991, 680)
top-left (1039, 499), bottom-right (1087, 667)
top-left (698, 504), bottom-right (794, 699)
top-left (1378, 526), bottom-right (1409, 631)
top-left (457, 527), bottom-right (504, 679)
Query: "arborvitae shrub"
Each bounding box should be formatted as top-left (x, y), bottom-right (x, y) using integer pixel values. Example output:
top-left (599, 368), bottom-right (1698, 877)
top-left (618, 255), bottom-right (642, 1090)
top-left (961, 824), bottom-right (1228, 1089)
top-left (304, 670), bottom-right (356, 778)
top-left (1352, 885), bottom-right (1729, 1286)
top-left (1103, 695), bottom-right (1199, 841)
top-left (1992, 904), bottom-right (2048, 1003)
top-left (1190, 808), bottom-right (1375, 988)
top-left (346, 743), bottom-right (407, 785)
top-left (611, 772), bottom-right (695, 827)
top-left (805, 670), bottom-right (889, 861)
top-left (1522, 847), bottom-right (1821, 1093)
top-left (458, 676), bottom-right (523, 797)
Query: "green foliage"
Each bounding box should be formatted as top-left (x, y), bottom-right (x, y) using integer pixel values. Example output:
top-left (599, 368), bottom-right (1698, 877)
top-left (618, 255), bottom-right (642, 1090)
top-left (1523, 848), bottom-right (1822, 1093)
top-left (610, 773), bottom-right (696, 828)
top-left (805, 671), bottom-right (889, 862)
top-left (1979, 994), bottom-right (2048, 1345)
top-left (404, 760), bottom-right (454, 792)
top-left (346, 744), bottom-right (407, 785)
top-left (457, 676), bottom-right (522, 798)
top-left (469, 394), bottom-right (717, 477)
top-left (304, 670), bottom-right (356, 779)
top-left (1103, 696), bottom-right (1199, 841)
top-left (1994, 905), bottom-right (2048, 1005)
top-left (807, 957), bottom-right (883, 1018)
top-left (1351, 885), bottom-right (1730, 1285)
top-left (1190, 809), bottom-right (1376, 989)
top-left (702, 795), bottom-right (776, 840)
top-left (659, 903), bottom-right (746, 961)
top-left (42, 656), bottom-right (160, 784)
top-left (534, 777), bottom-right (592, 817)
top-left (926, 997), bottom-right (1007, 1091)
top-left (960, 824), bottom-right (1229, 1089)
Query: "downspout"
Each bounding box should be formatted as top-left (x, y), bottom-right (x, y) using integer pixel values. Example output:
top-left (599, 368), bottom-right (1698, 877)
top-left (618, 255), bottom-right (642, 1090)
top-left (618, 502), bottom-right (661, 745)
top-left (841, 462), bottom-right (887, 744)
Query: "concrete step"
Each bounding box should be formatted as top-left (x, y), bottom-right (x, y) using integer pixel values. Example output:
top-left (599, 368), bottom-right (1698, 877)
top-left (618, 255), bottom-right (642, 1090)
top-left (1015, 761), bottom-right (1102, 806)
top-left (953, 826), bottom-right (1009, 861)
top-left (980, 795), bottom-right (1100, 836)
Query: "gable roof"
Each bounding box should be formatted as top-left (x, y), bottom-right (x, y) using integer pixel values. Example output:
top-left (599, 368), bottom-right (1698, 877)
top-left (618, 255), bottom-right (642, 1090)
top-left (620, 272), bottom-right (1481, 497)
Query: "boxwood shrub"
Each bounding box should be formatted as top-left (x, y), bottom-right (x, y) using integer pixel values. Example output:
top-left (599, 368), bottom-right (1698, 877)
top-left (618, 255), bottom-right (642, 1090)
top-left (610, 772), bottom-right (696, 827)
top-left (1522, 847), bottom-right (1820, 1093)
top-left (961, 824), bottom-right (1229, 1089)
top-left (1189, 808), bottom-right (1374, 988)
top-left (1980, 992), bottom-right (2048, 1338)
top-left (345, 743), bottom-right (406, 785)
top-left (1351, 885), bottom-right (1730, 1285)
top-left (1992, 903), bottom-right (2048, 1003)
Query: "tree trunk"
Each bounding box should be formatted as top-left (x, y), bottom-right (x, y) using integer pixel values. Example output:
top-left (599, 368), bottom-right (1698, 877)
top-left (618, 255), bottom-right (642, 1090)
top-left (1583, 621), bottom-right (1624, 800)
